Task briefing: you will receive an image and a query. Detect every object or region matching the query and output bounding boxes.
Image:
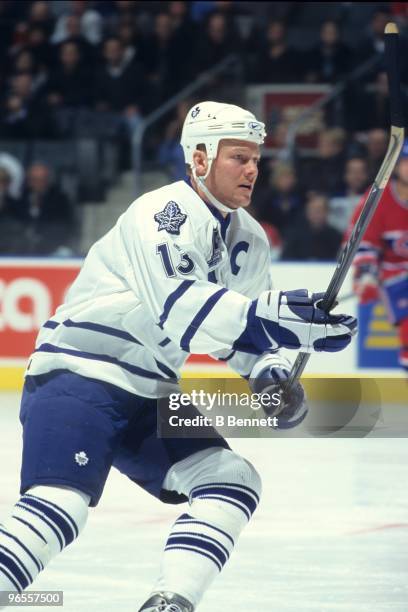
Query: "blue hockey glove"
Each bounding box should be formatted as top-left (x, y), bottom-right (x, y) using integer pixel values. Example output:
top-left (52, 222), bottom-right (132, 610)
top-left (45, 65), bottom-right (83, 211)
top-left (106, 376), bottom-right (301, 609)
top-left (235, 289), bottom-right (357, 354)
top-left (249, 354), bottom-right (307, 429)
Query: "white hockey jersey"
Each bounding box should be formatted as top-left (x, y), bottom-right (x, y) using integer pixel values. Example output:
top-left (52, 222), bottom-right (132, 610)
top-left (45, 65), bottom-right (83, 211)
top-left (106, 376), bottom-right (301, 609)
top-left (27, 179), bottom-right (273, 397)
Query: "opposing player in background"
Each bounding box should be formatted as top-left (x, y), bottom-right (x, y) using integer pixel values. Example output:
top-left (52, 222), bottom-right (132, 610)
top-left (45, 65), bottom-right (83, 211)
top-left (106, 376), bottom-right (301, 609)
top-left (0, 102), bottom-right (356, 612)
top-left (348, 140), bottom-right (408, 374)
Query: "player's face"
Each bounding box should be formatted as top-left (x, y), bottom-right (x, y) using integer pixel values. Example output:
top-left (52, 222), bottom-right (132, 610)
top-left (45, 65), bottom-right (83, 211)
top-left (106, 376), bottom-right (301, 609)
top-left (207, 140), bottom-right (260, 210)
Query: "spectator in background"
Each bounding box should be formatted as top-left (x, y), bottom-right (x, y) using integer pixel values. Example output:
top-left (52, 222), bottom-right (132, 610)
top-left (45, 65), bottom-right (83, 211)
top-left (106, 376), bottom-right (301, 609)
top-left (17, 162), bottom-right (72, 222)
top-left (0, 152), bottom-right (24, 199)
top-left (0, 73), bottom-right (51, 139)
top-left (0, 167), bottom-right (19, 215)
top-left (7, 2), bottom-right (53, 64)
top-left (281, 192), bottom-right (342, 261)
top-left (250, 19), bottom-right (301, 83)
top-left (168, 1), bottom-right (195, 42)
top-left (47, 41), bottom-right (92, 108)
top-left (328, 157), bottom-right (370, 233)
top-left (51, 13), bottom-right (94, 66)
top-left (11, 71), bottom-right (44, 111)
top-left (298, 128), bottom-right (347, 195)
top-left (356, 8), bottom-right (390, 76)
top-left (254, 161), bottom-right (303, 238)
top-left (51, 0), bottom-right (103, 46)
top-left (105, 0), bottom-right (155, 36)
top-left (14, 162), bottom-right (77, 255)
top-left (94, 37), bottom-right (145, 130)
top-left (365, 128), bottom-right (388, 181)
top-left (0, 92), bottom-right (32, 140)
top-left (305, 20), bottom-right (350, 83)
top-left (194, 12), bottom-right (238, 74)
top-left (24, 24), bottom-right (54, 71)
top-left (168, 1), bottom-right (197, 86)
top-left (6, 2), bottom-right (53, 67)
top-left (11, 49), bottom-right (48, 93)
top-left (0, 1), bottom-right (20, 73)
top-left (140, 12), bottom-right (181, 103)
top-left (27, 1), bottom-right (55, 38)
top-left (0, 166), bottom-right (24, 255)
top-left (268, 121), bottom-right (294, 162)
top-left (116, 18), bottom-right (142, 66)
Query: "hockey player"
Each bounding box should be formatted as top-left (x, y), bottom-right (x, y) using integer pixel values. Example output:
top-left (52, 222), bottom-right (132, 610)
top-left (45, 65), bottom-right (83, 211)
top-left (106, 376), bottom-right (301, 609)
top-left (348, 139), bottom-right (408, 373)
top-left (0, 102), bottom-right (357, 612)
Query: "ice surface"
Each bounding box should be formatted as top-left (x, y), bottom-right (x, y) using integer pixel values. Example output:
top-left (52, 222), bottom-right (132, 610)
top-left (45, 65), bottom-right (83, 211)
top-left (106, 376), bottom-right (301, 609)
top-left (1, 393), bottom-right (408, 611)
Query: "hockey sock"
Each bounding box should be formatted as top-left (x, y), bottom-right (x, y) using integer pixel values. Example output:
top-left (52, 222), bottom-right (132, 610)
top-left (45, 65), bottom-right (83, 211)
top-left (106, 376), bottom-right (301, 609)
top-left (153, 448), bottom-right (262, 607)
top-left (0, 485), bottom-right (89, 602)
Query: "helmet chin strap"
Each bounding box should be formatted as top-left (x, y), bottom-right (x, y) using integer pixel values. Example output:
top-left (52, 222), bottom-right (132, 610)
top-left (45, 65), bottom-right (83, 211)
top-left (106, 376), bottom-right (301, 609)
top-left (192, 163), bottom-right (238, 215)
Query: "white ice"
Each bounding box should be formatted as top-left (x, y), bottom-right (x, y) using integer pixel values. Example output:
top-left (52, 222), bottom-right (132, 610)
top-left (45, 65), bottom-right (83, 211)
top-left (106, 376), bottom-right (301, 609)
top-left (1, 392), bottom-right (408, 612)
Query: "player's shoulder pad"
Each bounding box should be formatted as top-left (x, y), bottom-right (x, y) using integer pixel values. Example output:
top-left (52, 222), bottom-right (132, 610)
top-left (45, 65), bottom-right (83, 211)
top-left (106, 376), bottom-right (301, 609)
top-left (126, 180), bottom-right (208, 244)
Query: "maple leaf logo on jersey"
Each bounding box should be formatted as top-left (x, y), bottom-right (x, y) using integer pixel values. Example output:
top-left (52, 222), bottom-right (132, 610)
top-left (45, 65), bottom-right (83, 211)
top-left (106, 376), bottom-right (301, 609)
top-left (154, 201), bottom-right (187, 235)
top-left (75, 451), bottom-right (89, 466)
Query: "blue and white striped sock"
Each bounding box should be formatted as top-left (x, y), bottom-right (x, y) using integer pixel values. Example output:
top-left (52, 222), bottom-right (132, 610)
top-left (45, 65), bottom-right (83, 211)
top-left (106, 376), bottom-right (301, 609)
top-left (190, 482), bottom-right (260, 523)
top-left (0, 486), bottom-right (89, 598)
top-left (154, 482), bottom-right (260, 607)
top-left (165, 512), bottom-right (234, 573)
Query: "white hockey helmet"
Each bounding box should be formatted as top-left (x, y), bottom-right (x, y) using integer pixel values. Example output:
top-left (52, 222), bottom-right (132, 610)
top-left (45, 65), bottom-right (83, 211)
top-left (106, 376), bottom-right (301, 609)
top-left (180, 101), bottom-right (266, 170)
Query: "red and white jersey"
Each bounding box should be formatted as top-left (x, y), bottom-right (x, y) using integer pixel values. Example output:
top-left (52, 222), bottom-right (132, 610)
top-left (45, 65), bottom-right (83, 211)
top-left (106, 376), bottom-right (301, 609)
top-left (348, 180), bottom-right (408, 283)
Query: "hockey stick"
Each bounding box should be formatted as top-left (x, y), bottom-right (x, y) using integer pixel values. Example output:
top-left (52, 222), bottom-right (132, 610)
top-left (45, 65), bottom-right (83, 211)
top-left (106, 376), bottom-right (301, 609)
top-left (286, 22), bottom-right (405, 388)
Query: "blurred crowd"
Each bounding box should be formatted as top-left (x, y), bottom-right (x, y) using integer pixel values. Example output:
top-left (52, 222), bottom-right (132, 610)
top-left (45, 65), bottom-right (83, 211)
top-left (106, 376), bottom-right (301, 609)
top-left (248, 126), bottom-right (387, 261)
top-left (0, 1), bottom-right (407, 258)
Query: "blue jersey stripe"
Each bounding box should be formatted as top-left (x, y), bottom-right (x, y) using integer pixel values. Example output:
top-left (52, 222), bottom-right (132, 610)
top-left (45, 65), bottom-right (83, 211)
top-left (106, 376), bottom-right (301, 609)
top-left (63, 320), bottom-right (143, 345)
top-left (154, 360), bottom-right (178, 379)
top-left (35, 343), bottom-right (169, 381)
top-left (159, 280), bottom-right (195, 329)
top-left (158, 337), bottom-right (171, 347)
top-left (43, 320), bottom-right (59, 329)
top-left (180, 289), bottom-right (228, 352)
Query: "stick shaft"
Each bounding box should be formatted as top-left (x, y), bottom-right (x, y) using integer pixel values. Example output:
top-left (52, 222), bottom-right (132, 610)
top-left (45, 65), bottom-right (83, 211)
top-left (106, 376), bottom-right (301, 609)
top-left (320, 126), bottom-right (404, 313)
top-left (286, 23), bottom-right (405, 386)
